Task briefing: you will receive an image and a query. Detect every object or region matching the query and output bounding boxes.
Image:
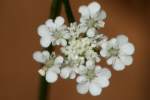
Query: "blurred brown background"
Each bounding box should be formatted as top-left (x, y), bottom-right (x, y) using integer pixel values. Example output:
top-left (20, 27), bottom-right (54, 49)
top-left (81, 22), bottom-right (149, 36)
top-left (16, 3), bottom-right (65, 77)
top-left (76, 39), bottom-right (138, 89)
top-left (0, 0), bottom-right (150, 100)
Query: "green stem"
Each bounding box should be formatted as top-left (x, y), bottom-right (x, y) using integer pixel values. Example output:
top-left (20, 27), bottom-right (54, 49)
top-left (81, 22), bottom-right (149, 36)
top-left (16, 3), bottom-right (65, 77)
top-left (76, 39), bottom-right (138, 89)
top-left (39, 0), bottom-right (62, 100)
top-left (39, 77), bottom-right (48, 100)
top-left (50, 0), bottom-right (62, 19)
top-left (39, 0), bottom-right (75, 100)
top-left (63, 0), bottom-right (75, 23)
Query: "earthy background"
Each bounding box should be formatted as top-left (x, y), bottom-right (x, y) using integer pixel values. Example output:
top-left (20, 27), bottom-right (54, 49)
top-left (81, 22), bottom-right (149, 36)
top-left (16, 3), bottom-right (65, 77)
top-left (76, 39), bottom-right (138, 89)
top-left (0, 0), bottom-right (149, 100)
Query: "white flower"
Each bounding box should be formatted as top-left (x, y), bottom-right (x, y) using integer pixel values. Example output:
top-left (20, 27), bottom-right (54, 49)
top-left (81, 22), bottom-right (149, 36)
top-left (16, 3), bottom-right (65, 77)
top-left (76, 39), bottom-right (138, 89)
top-left (76, 60), bottom-right (111, 96)
top-left (60, 35), bottom-right (103, 80)
top-left (79, 2), bottom-right (107, 37)
top-left (61, 37), bottom-right (92, 57)
top-left (33, 50), bottom-right (64, 83)
top-left (66, 22), bottom-right (85, 39)
top-left (100, 35), bottom-right (135, 71)
top-left (60, 57), bottom-right (84, 79)
top-left (60, 66), bottom-right (77, 79)
top-left (85, 49), bottom-right (100, 63)
top-left (37, 16), bottom-right (68, 47)
top-left (91, 34), bottom-right (108, 47)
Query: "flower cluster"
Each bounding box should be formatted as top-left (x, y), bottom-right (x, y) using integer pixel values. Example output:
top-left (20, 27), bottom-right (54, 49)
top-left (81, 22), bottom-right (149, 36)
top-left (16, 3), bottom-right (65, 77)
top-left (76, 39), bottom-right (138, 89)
top-left (33, 2), bottom-right (135, 96)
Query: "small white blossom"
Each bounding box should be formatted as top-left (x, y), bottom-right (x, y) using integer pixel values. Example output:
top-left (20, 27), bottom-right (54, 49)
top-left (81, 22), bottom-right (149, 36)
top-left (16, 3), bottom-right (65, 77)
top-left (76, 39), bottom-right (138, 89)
top-left (60, 65), bottom-right (77, 79)
top-left (60, 37), bottom-right (94, 79)
top-left (61, 37), bottom-right (92, 58)
top-left (37, 16), bottom-right (69, 47)
top-left (79, 2), bottom-right (107, 37)
top-left (85, 49), bottom-right (100, 63)
top-left (76, 60), bottom-right (111, 96)
top-left (91, 34), bottom-right (108, 47)
top-left (60, 56), bottom-right (85, 79)
top-left (100, 35), bottom-right (135, 71)
top-left (66, 22), bottom-right (85, 39)
top-left (33, 50), bottom-right (64, 83)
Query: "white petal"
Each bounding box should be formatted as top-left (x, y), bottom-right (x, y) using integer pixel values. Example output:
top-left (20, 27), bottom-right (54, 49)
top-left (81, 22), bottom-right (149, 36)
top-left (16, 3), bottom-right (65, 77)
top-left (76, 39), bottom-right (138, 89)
top-left (70, 72), bottom-right (76, 79)
top-left (42, 51), bottom-right (50, 60)
top-left (120, 43), bottom-right (135, 55)
top-left (99, 10), bottom-right (107, 20)
top-left (46, 70), bottom-right (58, 83)
top-left (45, 19), bottom-right (55, 29)
top-left (50, 66), bottom-right (60, 74)
top-left (56, 39), bottom-right (67, 46)
top-left (55, 16), bottom-right (64, 28)
top-left (78, 65), bottom-right (87, 74)
top-left (96, 68), bottom-right (111, 79)
top-left (54, 56), bottom-right (64, 64)
top-left (89, 82), bottom-right (102, 96)
top-left (86, 60), bottom-right (95, 69)
top-left (94, 77), bottom-right (110, 88)
top-left (86, 28), bottom-right (96, 37)
top-left (101, 41), bottom-right (108, 49)
top-left (88, 2), bottom-right (101, 16)
top-left (95, 66), bottom-right (102, 73)
top-left (37, 25), bottom-right (50, 37)
top-left (109, 38), bottom-right (117, 46)
top-left (106, 57), bottom-right (116, 65)
top-left (79, 5), bottom-right (90, 17)
top-left (55, 39), bottom-right (61, 46)
top-left (120, 55), bottom-right (133, 66)
top-left (63, 32), bottom-right (71, 39)
top-left (96, 21), bottom-right (105, 28)
top-left (113, 58), bottom-right (125, 71)
top-left (76, 83), bottom-right (89, 95)
top-left (80, 18), bottom-right (87, 24)
top-left (116, 34), bottom-right (128, 45)
top-left (61, 39), bottom-right (67, 46)
top-left (33, 51), bottom-right (46, 63)
top-left (100, 49), bottom-right (109, 57)
top-left (79, 24), bottom-right (88, 33)
top-left (40, 36), bottom-right (52, 48)
top-left (76, 76), bottom-right (87, 83)
top-left (60, 67), bottom-right (71, 79)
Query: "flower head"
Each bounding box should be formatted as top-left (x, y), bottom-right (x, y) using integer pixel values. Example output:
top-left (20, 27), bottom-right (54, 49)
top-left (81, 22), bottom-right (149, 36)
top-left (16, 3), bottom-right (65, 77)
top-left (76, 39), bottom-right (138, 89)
top-left (100, 35), bottom-right (135, 71)
top-left (37, 16), bottom-right (69, 47)
top-left (33, 1), bottom-right (135, 96)
top-left (76, 60), bottom-right (111, 96)
top-left (66, 22), bottom-right (86, 39)
top-left (33, 50), bottom-right (64, 83)
top-left (79, 2), bottom-right (107, 37)
top-left (60, 57), bottom-right (82, 79)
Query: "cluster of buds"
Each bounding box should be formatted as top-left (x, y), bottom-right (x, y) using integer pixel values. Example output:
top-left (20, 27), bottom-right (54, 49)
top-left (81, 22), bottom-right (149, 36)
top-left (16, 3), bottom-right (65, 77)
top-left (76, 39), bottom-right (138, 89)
top-left (33, 2), bottom-right (135, 96)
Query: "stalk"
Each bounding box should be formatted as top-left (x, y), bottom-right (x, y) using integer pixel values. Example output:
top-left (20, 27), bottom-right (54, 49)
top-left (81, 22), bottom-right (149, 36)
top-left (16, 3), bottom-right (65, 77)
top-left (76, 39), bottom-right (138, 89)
top-left (39, 0), bottom-right (62, 100)
top-left (39, 0), bottom-right (75, 99)
top-left (63, 0), bottom-right (75, 23)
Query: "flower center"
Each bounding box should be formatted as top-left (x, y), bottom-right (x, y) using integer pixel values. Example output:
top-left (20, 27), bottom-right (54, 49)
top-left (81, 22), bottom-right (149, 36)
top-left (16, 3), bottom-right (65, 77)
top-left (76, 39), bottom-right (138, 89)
top-left (108, 47), bottom-right (119, 56)
top-left (87, 19), bottom-right (96, 28)
top-left (86, 69), bottom-right (96, 80)
top-left (45, 60), bottom-right (54, 68)
top-left (52, 29), bottom-right (64, 39)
